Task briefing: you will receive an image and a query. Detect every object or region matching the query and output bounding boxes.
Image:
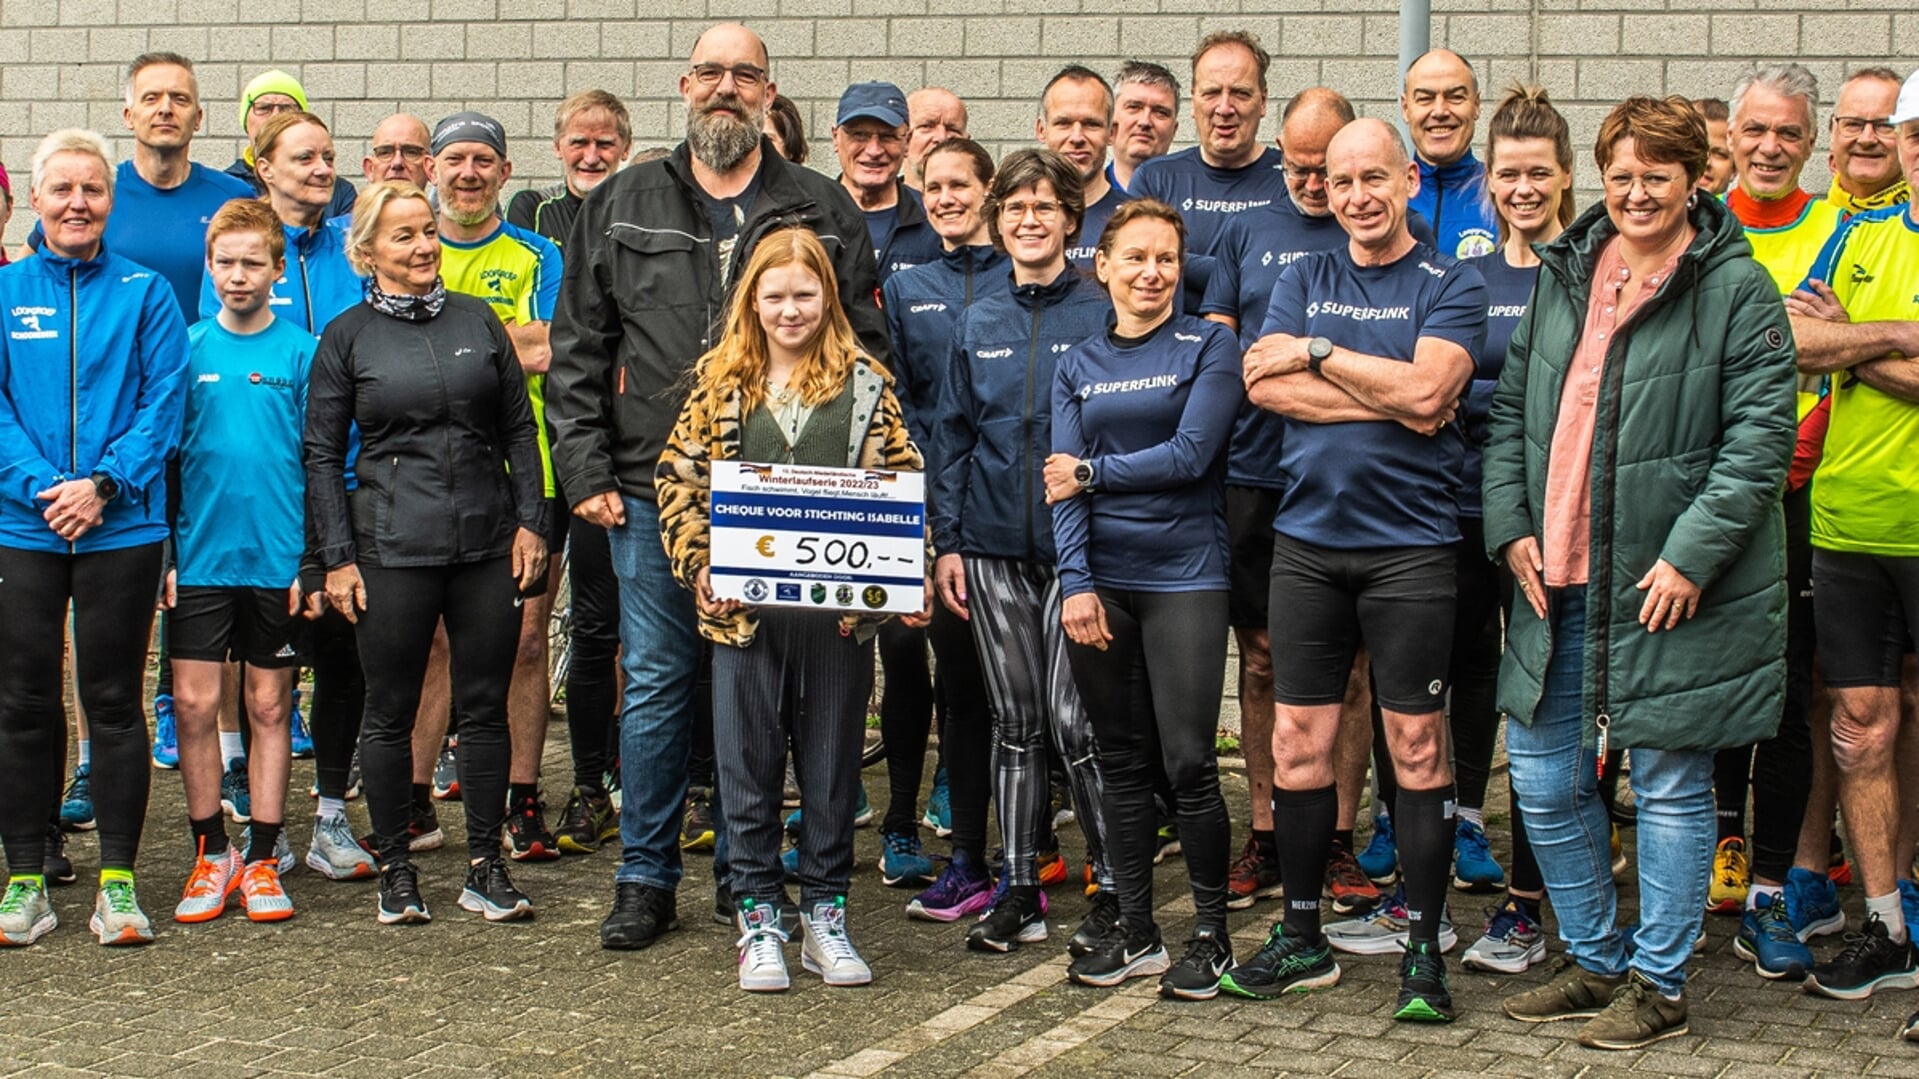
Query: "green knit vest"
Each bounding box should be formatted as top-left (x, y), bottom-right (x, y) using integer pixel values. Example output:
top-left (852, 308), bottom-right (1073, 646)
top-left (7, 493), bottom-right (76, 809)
top-left (740, 384), bottom-right (856, 467)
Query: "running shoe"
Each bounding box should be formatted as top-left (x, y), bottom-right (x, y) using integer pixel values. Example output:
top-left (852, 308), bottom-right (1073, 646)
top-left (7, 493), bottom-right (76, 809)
top-left (151, 693), bottom-right (179, 769)
top-left (243, 825), bottom-right (296, 875)
top-left (376, 862), bottom-right (431, 925)
top-left (1461, 897), bottom-right (1545, 974)
top-left (783, 806), bottom-right (804, 843)
top-left (1805, 916), bottom-right (1919, 1000)
top-left (879, 830), bottom-right (935, 886)
top-left (1782, 865), bottom-right (1846, 940)
top-left (922, 765), bottom-right (952, 836)
top-left (1069, 887), bottom-right (1123, 958)
top-left (1069, 923), bottom-right (1170, 989)
top-left (1903, 1007), bottom-right (1919, 1043)
top-left (1707, 837), bottom-right (1749, 914)
top-left (1326, 847), bottom-right (1383, 916)
top-left (1501, 954), bottom-right (1628, 1023)
top-left (801, 896), bottom-right (871, 986)
top-left (1227, 836), bottom-right (1284, 911)
top-left (738, 898), bottom-right (790, 992)
top-left (1157, 927), bottom-right (1232, 1000)
top-left (91, 876), bottom-right (155, 946)
top-left (1575, 972), bottom-right (1688, 1050)
top-left (782, 761), bottom-right (801, 807)
top-left (1050, 783), bottom-right (1076, 832)
top-left (460, 857), bottom-right (534, 921)
top-left (345, 750), bottom-right (363, 800)
top-left (503, 794), bottom-right (561, 862)
top-left (359, 805), bottom-right (445, 855)
top-left (966, 882), bottom-right (1046, 953)
top-left (1220, 923), bottom-right (1340, 999)
top-left (44, 826), bottom-right (76, 887)
top-left (558, 786), bottom-right (619, 855)
top-left (1037, 848), bottom-right (1069, 889)
top-left (0, 877), bottom-right (56, 946)
top-left (781, 846), bottom-right (800, 883)
top-left (1451, 818), bottom-right (1506, 893)
top-left (175, 844), bottom-right (243, 923)
top-left (680, 786), bottom-right (716, 852)
top-left (905, 849), bottom-right (993, 922)
top-left (307, 813), bottom-right (378, 881)
top-left (1395, 939), bottom-right (1456, 1022)
top-left (1734, 891), bottom-right (1812, 981)
top-left (289, 688), bottom-right (313, 758)
top-left (1324, 885), bottom-right (1457, 955)
top-left (220, 758), bottom-right (252, 824)
top-left (601, 882), bottom-right (677, 950)
top-left (853, 783), bottom-right (874, 828)
top-left (432, 738), bottom-right (460, 800)
top-left (1154, 822), bottom-right (1182, 865)
top-left (1357, 812), bottom-right (1398, 884)
top-left (59, 766), bottom-right (95, 831)
top-left (240, 861), bottom-right (295, 922)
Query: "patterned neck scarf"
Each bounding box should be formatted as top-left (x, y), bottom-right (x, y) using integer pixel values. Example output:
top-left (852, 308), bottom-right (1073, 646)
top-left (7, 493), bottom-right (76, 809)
top-left (366, 275), bottom-right (447, 321)
top-left (1827, 178), bottom-right (1910, 216)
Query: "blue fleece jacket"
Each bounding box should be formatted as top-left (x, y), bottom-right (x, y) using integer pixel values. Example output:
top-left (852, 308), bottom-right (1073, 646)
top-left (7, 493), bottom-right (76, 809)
top-left (0, 247), bottom-right (189, 552)
top-left (1411, 151), bottom-right (1500, 262)
top-left (199, 219), bottom-right (363, 336)
top-left (881, 243), bottom-right (1010, 464)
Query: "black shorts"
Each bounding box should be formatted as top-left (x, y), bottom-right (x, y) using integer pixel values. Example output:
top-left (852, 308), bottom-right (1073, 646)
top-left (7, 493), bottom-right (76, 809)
top-left (1813, 549), bottom-right (1919, 688)
top-left (169, 586), bottom-right (301, 669)
top-left (1227, 485), bottom-right (1282, 629)
top-left (1267, 533), bottom-right (1455, 713)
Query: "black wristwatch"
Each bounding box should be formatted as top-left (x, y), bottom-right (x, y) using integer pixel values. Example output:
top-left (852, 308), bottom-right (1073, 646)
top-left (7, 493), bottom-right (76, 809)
top-left (1306, 336), bottom-right (1334, 375)
top-left (1073, 460), bottom-right (1096, 491)
top-left (89, 472), bottom-right (119, 503)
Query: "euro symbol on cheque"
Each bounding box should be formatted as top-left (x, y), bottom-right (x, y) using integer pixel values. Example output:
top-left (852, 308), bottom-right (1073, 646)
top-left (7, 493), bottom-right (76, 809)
top-left (755, 535), bottom-right (776, 557)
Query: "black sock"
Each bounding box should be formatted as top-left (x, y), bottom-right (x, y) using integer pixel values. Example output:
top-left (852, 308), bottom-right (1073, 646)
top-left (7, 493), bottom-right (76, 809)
top-left (1395, 784), bottom-right (1456, 947)
top-left (1513, 893), bottom-right (1543, 923)
top-left (247, 820), bottom-right (282, 864)
top-left (1273, 785), bottom-right (1337, 942)
top-left (411, 783), bottom-right (434, 815)
top-left (1333, 828), bottom-right (1354, 855)
top-left (1252, 828), bottom-right (1277, 861)
top-left (190, 813), bottom-right (228, 857)
top-left (1716, 807), bottom-right (1745, 844)
top-left (509, 782), bottom-right (539, 807)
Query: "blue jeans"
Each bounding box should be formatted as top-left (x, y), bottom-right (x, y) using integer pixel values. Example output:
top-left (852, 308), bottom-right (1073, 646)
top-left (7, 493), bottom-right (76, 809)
top-left (1507, 586), bottom-right (1716, 996)
top-left (607, 496), bottom-right (715, 890)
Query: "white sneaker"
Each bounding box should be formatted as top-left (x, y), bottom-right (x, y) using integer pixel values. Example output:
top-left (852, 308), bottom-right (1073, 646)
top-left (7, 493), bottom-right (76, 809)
top-left (801, 897), bottom-right (872, 986)
top-left (0, 878), bottom-right (57, 946)
top-left (737, 899), bottom-right (790, 992)
top-left (92, 877), bottom-right (155, 946)
top-left (1324, 888), bottom-right (1457, 956)
top-left (307, 814), bottom-right (378, 881)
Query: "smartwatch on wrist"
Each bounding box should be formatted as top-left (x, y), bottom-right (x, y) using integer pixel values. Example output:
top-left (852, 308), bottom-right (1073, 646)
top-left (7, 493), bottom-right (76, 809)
top-left (89, 472), bottom-right (119, 503)
top-left (1073, 460), bottom-right (1096, 491)
top-left (1306, 336), bottom-right (1334, 375)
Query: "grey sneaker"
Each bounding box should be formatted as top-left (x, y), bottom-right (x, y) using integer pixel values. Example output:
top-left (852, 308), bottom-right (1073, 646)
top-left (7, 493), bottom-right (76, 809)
top-left (1324, 887), bottom-right (1457, 955)
top-left (1502, 954), bottom-right (1628, 1022)
top-left (801, 897), bottom-right (872, 986)
top-left (307, 813), bottom-right (378, 881)
top-left (91, 877), bottom-right (155, 946)
top-left (0, 878), bottom-right (57, 946)
top-left (1575, 971), bottom-right (1689, 1049)
top-left (242, 825), bottom-right (296, 875)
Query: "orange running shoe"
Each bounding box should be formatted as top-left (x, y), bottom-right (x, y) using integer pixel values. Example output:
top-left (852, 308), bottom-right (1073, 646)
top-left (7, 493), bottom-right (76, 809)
top-left (174, 843), bottom-right (242, 923)
top-left (240, 861), bottom-right (295, 922)
top-left (1038, 849), bottom-right (1068, 888)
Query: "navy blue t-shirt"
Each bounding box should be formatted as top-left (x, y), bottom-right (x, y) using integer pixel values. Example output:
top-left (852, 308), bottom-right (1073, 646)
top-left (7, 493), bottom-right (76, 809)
top-left (863, 205), bottom-right (897, 255)
top-left (1051, 315), bottom-right (1243, 596)
top-left (1131, 146), bottom-right (1290, 311)
top-left (1067, 184), bottom-right (1128, 271)
top-left (1259, 243), bottom-right (1486, 549)
top-left (1459, 250), bottom-right (1537, 518)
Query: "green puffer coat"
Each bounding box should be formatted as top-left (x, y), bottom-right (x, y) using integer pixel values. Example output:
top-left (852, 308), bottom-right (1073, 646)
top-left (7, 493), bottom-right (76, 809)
top-left (1481, 196), bottom-right (1797, 751)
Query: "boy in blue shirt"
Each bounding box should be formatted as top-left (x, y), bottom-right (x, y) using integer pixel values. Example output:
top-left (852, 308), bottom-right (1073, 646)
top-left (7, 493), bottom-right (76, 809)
top-left (166, 199), bottom-right (321, 926)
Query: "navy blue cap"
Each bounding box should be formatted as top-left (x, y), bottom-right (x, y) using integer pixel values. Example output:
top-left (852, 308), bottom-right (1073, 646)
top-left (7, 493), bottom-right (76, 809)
top-left (835, 82), bottom-right (908, 129)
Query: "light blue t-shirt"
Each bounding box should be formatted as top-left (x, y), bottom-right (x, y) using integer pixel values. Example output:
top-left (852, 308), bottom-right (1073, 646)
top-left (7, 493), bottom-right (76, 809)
top-left (175, 316), bottom-right (314, 587)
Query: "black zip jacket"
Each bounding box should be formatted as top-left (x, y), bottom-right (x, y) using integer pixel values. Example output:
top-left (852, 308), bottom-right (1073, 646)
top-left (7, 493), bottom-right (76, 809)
top-left (304, 292), bottom-right (548, 570)
top-left (545, 138), bottom-right (888, 505)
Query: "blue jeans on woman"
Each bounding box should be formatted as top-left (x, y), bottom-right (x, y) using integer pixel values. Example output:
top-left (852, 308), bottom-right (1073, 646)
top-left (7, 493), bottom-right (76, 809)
top-left (1507, 585), bottom-right (1716, 996)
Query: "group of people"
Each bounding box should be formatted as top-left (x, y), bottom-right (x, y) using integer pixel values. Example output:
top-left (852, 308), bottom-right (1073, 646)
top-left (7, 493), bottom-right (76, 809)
top-left (1, 19), bottom-right (1917, 1056)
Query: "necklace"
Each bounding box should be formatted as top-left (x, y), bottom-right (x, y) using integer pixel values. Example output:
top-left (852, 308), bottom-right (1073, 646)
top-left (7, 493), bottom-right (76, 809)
top-left (765, 379), bottom-right (795, 405)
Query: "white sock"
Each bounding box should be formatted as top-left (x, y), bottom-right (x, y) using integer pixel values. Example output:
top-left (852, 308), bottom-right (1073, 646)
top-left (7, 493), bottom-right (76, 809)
top-left (317, 797), bottom-right (347, 820)
top-left (1868, 891), bottom-right (1907, 942)
top-left (76, 739), bottom-right (91, 769)
top-left (1748, 883), bottom-right (1783, 911)
top-left (1457, 806), bottom-right (1484, 829)
top-left (219, 731), bottom-right (245, 764)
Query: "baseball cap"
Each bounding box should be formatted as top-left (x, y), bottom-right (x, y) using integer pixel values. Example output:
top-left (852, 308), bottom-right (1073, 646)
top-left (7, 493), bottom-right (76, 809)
top-left (431, 111), bottom-right (508, 157)
top-left (1889, 68), bottom-right (1919, 125)
top-left (835, 82), bottom-right (908, 129)
top-left (240, 70), bottom-right (309, 131)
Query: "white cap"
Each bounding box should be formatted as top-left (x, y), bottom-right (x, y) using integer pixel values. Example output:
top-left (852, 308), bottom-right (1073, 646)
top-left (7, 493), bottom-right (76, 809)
top-left (1890, 69), bottom-right (1919, 125)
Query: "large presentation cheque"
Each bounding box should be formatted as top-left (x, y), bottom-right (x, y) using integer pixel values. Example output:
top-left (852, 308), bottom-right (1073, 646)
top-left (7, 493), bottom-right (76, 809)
top-left (709, 461), bottom-right (926, 616)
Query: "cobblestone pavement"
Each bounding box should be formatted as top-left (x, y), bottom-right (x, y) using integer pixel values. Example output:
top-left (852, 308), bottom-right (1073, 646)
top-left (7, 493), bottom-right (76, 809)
top-left (9, 729), bottom-right (1919, 1079)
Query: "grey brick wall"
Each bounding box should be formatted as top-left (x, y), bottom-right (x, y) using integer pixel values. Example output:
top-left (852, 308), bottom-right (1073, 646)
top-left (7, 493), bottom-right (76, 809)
top-left (3, 2), bottom-right (1916, 247)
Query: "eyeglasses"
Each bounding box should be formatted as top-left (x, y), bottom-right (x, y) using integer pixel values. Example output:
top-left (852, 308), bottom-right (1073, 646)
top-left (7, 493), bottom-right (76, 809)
top-left (1833, 116), bottom-right (1897, 139)
top-left (1603, 170), bottom-right (1679, 196)
top-left (1282, 162), bottom-right (1328, 183)
top-left (689, 62), bottom-right (767, 89)
top-left (249, 100), bottom-right (299, 117)
top-left (371, 144), bottom-right (428, 163)
top-left (999, 200), bottom-right (1061, 221)
top-left (839, 128), bottom-right (904, 147)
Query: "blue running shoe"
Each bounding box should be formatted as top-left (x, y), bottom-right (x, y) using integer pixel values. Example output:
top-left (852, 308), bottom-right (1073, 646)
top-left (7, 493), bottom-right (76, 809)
top-left (1358, 813), bottom-right (1397, 885)
top-left (1784, 866), bottom-right (1846, 941)
top-left (922, 765), bottom-right (952, 837)
top-left (784, 807), bottom-right (803, 843)
top-left (151, 694), bottom-right (178, 770)
top-left (289, 687), bottom-right (313, 759)
top-left (59, 766), bottom-right (95, 831)
top-left (220, 758), bottom-right (252, 824)
top-left (906, 849), bottom-right (994, 922)
top-left (1452, 818), bottom-right (1506, 893)
top-left (1735, 892), bottom-right (1812, 980)
top-left (879, 830), bottom-right (935, 886)
top-left (782, 846), bottom-right (800, 883)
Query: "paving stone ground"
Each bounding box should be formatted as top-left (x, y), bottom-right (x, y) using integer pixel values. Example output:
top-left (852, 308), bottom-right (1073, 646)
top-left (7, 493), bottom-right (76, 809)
top-left (11, 696), bottom-right (1919, 1077)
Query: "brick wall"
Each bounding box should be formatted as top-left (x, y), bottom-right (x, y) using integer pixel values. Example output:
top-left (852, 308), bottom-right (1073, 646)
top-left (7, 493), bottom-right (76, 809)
top-left (3, 1), bottom-right (1916, 247)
